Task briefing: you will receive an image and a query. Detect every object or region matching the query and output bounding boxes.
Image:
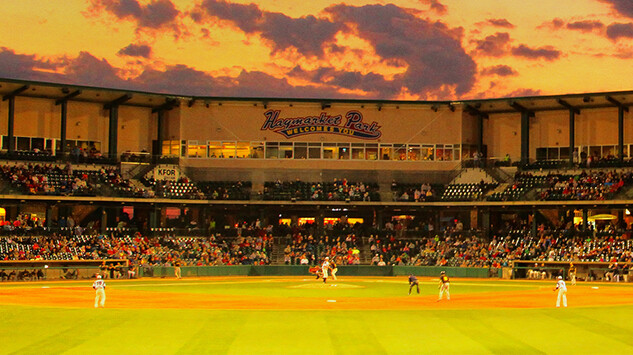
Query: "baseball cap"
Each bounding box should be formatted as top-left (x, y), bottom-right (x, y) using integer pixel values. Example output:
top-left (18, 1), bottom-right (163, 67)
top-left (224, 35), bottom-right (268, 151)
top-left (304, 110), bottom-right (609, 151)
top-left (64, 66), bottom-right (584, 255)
top-left (97, 275), bottom-right (102, 279)
top-left (557, 276), bottom-right (562, 279)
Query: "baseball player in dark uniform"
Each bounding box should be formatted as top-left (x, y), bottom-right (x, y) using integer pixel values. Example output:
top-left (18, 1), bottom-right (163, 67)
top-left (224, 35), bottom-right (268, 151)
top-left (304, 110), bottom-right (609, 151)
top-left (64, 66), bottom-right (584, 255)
top-left (408, 274), bottom-right (420, 295)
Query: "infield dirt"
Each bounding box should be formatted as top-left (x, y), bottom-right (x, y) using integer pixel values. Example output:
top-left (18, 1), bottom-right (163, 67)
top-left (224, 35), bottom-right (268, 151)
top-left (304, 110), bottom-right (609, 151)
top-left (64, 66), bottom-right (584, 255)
top-left (1, 278), bottom-right (633, 310)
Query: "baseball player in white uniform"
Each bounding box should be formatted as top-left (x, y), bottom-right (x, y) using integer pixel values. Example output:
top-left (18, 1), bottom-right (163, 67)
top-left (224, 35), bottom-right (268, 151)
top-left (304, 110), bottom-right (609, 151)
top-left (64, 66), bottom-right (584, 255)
top-left (438, 271), bottom-right (450, 301)
top-left (554, 275), bottom-right (567, 308)
top-left (321, 257), bottom-right (330, 283)
top-left (93, 275), bottom-right (106, 308)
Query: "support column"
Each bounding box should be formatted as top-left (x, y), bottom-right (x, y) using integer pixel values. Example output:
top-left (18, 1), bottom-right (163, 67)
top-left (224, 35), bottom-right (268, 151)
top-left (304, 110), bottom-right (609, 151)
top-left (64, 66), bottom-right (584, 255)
top-left (7, 96), bottom-right (15, 154)
top-left (45, 205), bottom-right (53, 229)
top-left (108, 106), bottom-right (119, 159)
top-left (618, 106), bottom-right (624, 161)
top-left (531, 208), bottom-right (538, 237)
top-left (157, 109), bottom-right (165, 156)
top-left (520, 111), bottom-right (530, 165)
top-left (60, 101), bottom-right (67, 157)
top-left (582, 209), bottom-right (588, 231)
top-left (481, 209), bottom-right (490, 240)
top-left (477, 114), bottom-right (484, 157)
top-left (149, 207), bottom-right (159, 230)
top-left (569, 109), bottom-right (575, 167)
top-left (100, 207), bottom-right (107, 234)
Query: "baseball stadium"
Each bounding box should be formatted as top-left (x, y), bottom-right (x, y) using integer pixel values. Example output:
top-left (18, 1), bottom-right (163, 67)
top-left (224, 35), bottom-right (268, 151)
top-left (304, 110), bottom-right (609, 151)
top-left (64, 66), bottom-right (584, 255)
top-left (2, 78), bottom-right (633, 354)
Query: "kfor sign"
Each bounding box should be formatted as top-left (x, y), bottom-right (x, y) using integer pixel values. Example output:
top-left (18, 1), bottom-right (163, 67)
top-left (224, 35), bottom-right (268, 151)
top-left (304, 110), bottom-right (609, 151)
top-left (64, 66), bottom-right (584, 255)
top-left (153, 166), bottom-right (180, 181)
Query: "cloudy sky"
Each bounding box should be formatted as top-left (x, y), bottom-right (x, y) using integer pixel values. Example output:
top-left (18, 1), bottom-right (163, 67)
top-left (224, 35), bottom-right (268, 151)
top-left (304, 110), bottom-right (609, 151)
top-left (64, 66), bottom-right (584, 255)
top-left (2, 0), bottom-right (633, 100)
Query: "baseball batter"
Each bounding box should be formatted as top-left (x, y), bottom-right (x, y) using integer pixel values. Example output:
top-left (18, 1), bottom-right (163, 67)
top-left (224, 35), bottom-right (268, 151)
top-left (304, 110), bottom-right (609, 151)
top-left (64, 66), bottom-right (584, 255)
top-left (554, 275), bottom-right (567, 307)
top-left (438, 271), bottom-right (450, 301)
top-left (321, 257), bottom-right (330, 283)
top-left (92, 275), bottom-right (106, 308)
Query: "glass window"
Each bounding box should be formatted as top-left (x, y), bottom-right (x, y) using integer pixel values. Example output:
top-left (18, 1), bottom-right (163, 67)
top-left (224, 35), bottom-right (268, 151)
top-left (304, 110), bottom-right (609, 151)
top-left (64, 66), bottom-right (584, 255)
top-left (162, 140), bottom-right (179, 156)
top-left (294, 142), bottom-right (307, 159)
top-left (442, 144), bottom-right (454, 161)
top-left (547, 147), bottom-right (559, 160)
top-left (188, 140), bottom-right (203, 158)
top-left (207, 141), bottom-right (223, 158)
top-left (323, 143), bottom-right (337, 159)
top-left (421, 145), bottom-right (434, 160)
top-left (408, 144), bottom-right (420, 161)
top-left (380, 144), bottom-right (392, 160)
top-left (32, 138), bottom-right (44, 151)
top-left (308, 143), bottom-right (321, 159)
top-left (589, 146), bottom-right (601, 158)
top-left (236, 142), bottom-right (249, 159)
top-left (265, 142), bottom-right (279, 159)
top-left (366, 144), bottom-right (378, 160)
top-left (536, 147), bottom-right (547, 161)
top-left (393, 144), bottom-right (406, 160)
top-left (280, 142), bottom-right (293, 158)
top-left (338, 143), bottom-right (350, 159)
top-left (351, 143), bottom-right (364, 160)
top-left (560, 147), bottom-right (570, 160)
top-left (221, 142), bottom-right (237, 158)
top-left (453, 144), bottom-right (461, 161)
top-left (604, 145), bottom-right (617, 159)
top-left (250, 142), bottom-right (264, 158)
top-left (435, 144), bottom-right (444, 161)
top-left (17, 137), bottom-right (30, 151)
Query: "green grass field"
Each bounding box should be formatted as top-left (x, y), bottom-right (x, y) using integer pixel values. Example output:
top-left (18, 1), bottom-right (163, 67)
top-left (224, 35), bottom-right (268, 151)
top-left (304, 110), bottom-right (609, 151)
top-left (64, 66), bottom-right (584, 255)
top-left (1, 277), bottom-right (632, 355)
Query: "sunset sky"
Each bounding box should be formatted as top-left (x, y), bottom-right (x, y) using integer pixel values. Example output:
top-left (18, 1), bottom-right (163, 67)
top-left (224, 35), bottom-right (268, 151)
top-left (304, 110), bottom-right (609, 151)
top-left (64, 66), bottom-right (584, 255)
top-left (2, 0), bottom-right (633, 100)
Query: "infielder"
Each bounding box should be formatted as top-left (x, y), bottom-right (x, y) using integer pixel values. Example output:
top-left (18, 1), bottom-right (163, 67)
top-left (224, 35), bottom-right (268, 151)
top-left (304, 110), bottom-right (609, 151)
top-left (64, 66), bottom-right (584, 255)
top-left (438, 271), bottom-right (450, 301)
top-left (408, 274), bottom-right (420, 295)
top-left (174, 260), bottom-right (182, 279)
top-left (554, 275), bottom-right (567, 308)
top-left (321, 257), bottom-right (330, 283)
top-left (92, 275), bottom-right (106, 308)
top-left (568, 263), bottom-right (576, 286)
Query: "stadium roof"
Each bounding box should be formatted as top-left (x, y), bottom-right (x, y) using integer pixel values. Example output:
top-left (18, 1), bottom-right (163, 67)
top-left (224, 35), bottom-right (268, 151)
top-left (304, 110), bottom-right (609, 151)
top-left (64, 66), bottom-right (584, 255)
top-left (1, 77), bottom-right (633, 114)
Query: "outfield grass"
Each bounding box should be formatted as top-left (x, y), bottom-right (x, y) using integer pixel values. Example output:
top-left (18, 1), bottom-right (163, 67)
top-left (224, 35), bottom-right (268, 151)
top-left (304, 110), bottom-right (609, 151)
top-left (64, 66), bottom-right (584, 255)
top-left (1, 278), bottom-right (632, 355)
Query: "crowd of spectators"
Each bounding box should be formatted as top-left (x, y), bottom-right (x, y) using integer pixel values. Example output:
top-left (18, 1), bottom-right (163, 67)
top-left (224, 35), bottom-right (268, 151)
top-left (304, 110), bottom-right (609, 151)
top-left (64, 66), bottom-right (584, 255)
top-left (283, 233), bottom-right (361, 266)
top-left (391, 182), bottom-right (438, 202)
top-left (263, 178), bottom-right (379, 201)
top-left (0, 230), bottom-right (273, 268)
top-left (538, 170), bottom-right (633, 200)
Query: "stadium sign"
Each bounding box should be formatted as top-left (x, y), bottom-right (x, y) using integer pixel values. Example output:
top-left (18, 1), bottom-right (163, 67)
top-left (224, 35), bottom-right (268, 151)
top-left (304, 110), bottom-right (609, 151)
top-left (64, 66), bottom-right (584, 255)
top-left (260, 110), bottom-right (382, 139)
top-left (153, 166), bottom-right (180, 181)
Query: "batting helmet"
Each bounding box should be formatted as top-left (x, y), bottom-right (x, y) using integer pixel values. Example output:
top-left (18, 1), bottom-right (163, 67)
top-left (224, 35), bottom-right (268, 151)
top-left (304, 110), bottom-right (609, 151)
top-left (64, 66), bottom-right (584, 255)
top-left (557, 276), bottom-right (563, 280)
top-left (97, 275), bottom-right (102, 279)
